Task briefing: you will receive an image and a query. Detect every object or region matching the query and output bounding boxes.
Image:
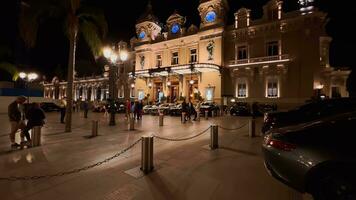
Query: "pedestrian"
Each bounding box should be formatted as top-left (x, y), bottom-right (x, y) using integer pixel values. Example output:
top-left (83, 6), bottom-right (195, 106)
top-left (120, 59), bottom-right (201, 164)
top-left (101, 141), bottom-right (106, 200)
top-left (252, 102), bottom-right (259, 119)
top-left (21, 102), bottom-right (46, 147)
top-left (138, 100), bottom-right (143, 120)
top-left (8, 96), bottom-right (27, 149)
top-left (73, 101), bottom-right (77, 112)
top-left (132, 101), bottom-right (137, 120)
top-left (181, 99), bottom-right (187, 122)
top-left (83, 99), bottom-right (89, 118)
top-left (195, 100), bottom-right (201, 120)
top-left (125, 99), bottom-right (131, 120)
top-left (59, 97), bottom-right (67, 123)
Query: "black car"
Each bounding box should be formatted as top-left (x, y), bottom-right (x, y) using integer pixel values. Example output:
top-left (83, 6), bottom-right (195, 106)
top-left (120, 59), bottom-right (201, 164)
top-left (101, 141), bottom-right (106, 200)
top-left (262, 112), bottom-right (356, 199)
top-left (40, 102), bottom-right (61, 112)
top-left (262, 98), bottom-right (356, 134)
top-left (230, 102), bottom-right (251, 116)
top-left (200, 102), bottom-right (220, 117)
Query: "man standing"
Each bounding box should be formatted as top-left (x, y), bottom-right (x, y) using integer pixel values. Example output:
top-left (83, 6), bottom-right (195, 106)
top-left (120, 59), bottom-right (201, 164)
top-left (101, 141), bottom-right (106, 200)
top-left (59, 97), bottom-right (67, 123)
top-left (8, 96), bottom-right (27, 148)
top-left (21, 102), bottom-right (46, 147)
top-left (83, 99), bottom-right (89, 118)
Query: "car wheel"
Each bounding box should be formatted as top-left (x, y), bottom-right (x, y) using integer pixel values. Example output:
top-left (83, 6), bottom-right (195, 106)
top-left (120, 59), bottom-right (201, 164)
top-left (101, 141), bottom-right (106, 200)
top-left (310, 171), bottom-right (356, 200)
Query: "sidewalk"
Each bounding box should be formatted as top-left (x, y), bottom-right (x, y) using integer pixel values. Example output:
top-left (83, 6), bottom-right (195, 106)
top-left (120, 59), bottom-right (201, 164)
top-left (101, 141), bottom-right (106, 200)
top-left (0, 112), bottom-right (312, 200)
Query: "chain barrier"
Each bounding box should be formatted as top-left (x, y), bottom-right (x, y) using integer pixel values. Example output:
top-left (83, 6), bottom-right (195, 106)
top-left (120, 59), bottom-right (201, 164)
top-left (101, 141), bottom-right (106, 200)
top-left (153, 126), bottom-right (211, 142)
top-left (218, 123), bottom-right (248, 131)
top-left (0, 138), bottom-right (142, 181)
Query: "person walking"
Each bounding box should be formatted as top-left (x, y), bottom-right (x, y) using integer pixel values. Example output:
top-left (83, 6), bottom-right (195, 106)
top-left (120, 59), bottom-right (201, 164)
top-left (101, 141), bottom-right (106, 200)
top-left (59, 97), bottom-right (67, 123)
top-left (137, 100), bottom-right (143, 120)
top-left (8, 96), bottom-right (27, 148)
top-left (83, 99), bottom-right (89, 118)
top-left (125, 99), bottom-right (131, 120)
top-left (195, 100), bottom-right (201, 120)
top-left (21, 102), bottom-right (46, 147)
top-left (181, 99), bottom-right (187, 122)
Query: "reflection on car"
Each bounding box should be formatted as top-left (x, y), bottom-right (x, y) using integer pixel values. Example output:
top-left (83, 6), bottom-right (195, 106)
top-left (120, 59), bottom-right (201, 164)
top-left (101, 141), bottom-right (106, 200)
top-left (262, 98), bottom-right (356, 134)
top-left (262, 112), bottom-right (356, 199)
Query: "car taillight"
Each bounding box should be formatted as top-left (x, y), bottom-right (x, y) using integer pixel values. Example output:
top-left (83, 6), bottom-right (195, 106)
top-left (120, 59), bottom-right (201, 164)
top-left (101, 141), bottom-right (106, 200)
top-left (264, 135), bottom-right (296, 151)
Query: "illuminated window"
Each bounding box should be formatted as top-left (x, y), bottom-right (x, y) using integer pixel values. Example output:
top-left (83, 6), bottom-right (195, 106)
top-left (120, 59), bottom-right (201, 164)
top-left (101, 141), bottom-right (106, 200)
top-left (190, 49), bottom-right (197, 63)
top-left (156, 54), bottom-right (162, 67)
top-left (238, 46), bottom-right (248, 60)
top-left (172, 52), bottom-right (179, 65)
top-left (237, 83), bottom-right (247, 98)
top-left (267, 79), bottom-right (278, 98)
top-left (138, 31), bottom-right (146, 39)
top-left (205, 11), bottom-right (217, 23)
top-left (171, 24), bottom-right (180, 34)
top-left (266, 41), bottom-right (279, 56)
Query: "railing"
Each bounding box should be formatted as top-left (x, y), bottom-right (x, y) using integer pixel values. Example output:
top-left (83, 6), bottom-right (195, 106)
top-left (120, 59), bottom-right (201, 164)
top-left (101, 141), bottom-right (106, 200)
top-left (228, 55), bottom-right (290, 66)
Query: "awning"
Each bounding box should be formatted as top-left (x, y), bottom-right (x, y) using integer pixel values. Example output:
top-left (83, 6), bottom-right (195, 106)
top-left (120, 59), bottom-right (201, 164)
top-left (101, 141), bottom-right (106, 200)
top-left (132, 63), bottom-right (221, 78)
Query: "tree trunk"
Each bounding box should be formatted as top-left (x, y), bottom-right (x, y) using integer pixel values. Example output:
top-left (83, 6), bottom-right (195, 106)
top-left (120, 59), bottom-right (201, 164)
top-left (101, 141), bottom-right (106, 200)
top-left (65, 28), bottom-right (78, 132)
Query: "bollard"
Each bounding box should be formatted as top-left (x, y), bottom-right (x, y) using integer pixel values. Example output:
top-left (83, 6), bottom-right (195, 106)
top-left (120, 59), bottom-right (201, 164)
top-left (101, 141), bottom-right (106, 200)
top-left (181, 112), bottom-right (186, 124)
top-left (92, 120), bottom-right (98, 137)
top-left (141, 136), bottom-right (154, 174)
top-left (159, 113), bottom-right (164, 126)
top-left (205, 110), bottom-right (209, 120)
top-left (210, 125), bottom-right (219, 149)
top-left (31, 126), bottom-right (42, 147)
top-left (249, 118), bottom-right (256, 137)
top-left (129, 114), bottom-right (135, 131)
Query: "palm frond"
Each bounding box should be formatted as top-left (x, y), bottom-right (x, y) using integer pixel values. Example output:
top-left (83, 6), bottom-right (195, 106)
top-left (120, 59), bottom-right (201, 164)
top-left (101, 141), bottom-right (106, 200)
top-left (80, 19), bottom-right (103, 57)
top-left (78, 6), bottom-right (108, 38)
top-left (0, 62), bottom-right (18, 81)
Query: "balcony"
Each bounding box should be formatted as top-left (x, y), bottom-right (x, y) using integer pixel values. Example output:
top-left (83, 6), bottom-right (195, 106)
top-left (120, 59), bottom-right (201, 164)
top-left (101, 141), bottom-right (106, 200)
top-left (228, 55), bottom-right (290, 67)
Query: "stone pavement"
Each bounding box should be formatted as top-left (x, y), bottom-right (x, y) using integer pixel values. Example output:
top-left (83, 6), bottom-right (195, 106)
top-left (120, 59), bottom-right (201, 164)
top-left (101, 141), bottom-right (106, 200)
top-left (0, 112), bottom-right (313, 200)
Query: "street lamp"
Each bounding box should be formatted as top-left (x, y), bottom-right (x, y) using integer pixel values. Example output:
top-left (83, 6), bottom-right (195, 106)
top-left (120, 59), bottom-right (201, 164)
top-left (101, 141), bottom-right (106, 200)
top-left (102, 45), bottom-right (129, 126)
top-left (19, 72), bottom-right (39, 103)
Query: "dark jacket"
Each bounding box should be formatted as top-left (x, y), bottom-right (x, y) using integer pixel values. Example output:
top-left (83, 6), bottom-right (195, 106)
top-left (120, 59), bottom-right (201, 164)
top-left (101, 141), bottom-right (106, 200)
top-left (26, 107), bottom-right (46, 126)
top-left (8, 101), bottom-right (21, 122)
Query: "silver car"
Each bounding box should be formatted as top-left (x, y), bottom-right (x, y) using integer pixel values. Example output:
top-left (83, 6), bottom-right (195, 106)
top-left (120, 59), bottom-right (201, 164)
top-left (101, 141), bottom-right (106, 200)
top-left (262, 112), bottom-right (356, 200)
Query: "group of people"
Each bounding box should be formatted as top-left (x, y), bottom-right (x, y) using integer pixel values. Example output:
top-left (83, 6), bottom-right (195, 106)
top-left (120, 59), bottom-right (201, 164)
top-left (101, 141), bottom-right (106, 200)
top-left (8, 96), bottom-right (46, 149)
top-left (181, 99), bottom-right (201, 122)
top-left (59, 98), bottom-right (91, 123)
top-left (126, 100), bottom-right (144, 120)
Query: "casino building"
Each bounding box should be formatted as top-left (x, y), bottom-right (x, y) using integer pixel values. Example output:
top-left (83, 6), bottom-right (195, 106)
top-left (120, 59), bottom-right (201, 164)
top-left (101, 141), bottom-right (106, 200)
top-left (44, 0), bottom-right (350, 108)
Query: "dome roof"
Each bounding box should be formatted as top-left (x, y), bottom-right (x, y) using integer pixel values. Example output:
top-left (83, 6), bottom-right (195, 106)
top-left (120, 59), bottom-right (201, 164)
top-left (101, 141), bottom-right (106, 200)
top-left (137, 1), bottom-right (160, 24)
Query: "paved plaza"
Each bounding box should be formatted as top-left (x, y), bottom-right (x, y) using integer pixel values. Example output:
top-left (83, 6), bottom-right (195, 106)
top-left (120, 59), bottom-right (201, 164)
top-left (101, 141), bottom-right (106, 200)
top-left (0, 112), bottom-right (312, 200)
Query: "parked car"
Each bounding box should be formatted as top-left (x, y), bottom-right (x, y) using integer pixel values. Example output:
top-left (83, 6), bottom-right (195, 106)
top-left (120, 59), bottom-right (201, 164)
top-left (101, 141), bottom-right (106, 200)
top-left (254, 102), bottom-right (277, 116)
top-left (230, 102), bottom-right (251, 116)
top-left (262, 112), bottom-right (356, 199)
top-left (142, 105), bottom-right (152, 114)
top-left (200, 102), bottom-right (220, 117)
top-left (261, 98), bottom-right (356, 134)
top-left (40, 102), bottom-right (61, 112)
top-left (169, 103), bottom-right (182, 116)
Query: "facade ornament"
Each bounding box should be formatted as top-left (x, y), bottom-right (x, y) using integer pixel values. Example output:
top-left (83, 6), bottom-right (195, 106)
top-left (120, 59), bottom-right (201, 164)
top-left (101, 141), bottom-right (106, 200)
top-left (140, 55), bottom-right (145, 69)
top-left (207, 40), bottom-right (215, 60)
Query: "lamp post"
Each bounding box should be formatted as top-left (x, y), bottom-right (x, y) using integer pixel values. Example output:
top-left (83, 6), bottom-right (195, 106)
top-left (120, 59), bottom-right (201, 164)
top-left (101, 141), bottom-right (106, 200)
top-left (19, 72), bottom-right (39, 103)
top-left (103, 45), bottom-right (129, 126)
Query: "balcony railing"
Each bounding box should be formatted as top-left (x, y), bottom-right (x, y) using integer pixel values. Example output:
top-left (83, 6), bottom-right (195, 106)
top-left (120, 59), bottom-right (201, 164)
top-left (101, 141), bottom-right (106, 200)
top-left (228, 55), bottom-right (290, 67)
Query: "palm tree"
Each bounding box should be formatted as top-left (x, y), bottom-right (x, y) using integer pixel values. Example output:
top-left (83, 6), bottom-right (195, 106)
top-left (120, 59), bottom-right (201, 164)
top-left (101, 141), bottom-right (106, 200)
top-left (19, 0), bottom-right (108, 132)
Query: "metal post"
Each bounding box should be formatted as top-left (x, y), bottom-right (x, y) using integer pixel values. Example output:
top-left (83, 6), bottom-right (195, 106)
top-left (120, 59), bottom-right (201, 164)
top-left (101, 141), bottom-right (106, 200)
top-left (249, 118), bottom-right (256, 137)
top-left (181, 112), bottom-right (186, 124)
top-left (210, 125), bottom-right (219, 150)
top-left (92, 120), bottom-right (98, 137)
top-left (129, 113), bottom-right (135, 131)
top-left (141, 136), bottom-right (154, 174)
top-left (31, 126), bottom-right (42, 147)
top-left (159, 113), bottom-right (164, 126)
top-left (205, 110), bottom-right (209, 120)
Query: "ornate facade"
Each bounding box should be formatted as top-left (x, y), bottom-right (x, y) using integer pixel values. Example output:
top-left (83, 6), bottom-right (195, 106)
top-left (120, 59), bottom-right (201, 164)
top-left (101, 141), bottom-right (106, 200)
top-left (43, 0), bottom-right (349, 108)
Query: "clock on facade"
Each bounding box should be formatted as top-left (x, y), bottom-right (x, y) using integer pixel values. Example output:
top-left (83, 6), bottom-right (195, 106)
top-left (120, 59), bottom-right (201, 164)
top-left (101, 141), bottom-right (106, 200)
top-left (171, 24), bottom-right (180, 34)
top-left (205, 11), bottom-right (217, 23)
top-left (138, 31), bottom-right (146, 39)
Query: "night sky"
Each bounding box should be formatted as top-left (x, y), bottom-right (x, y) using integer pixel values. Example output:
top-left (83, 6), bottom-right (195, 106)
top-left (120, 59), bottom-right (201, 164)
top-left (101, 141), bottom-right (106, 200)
top-left (0, 0), bottom-right (355, 81)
